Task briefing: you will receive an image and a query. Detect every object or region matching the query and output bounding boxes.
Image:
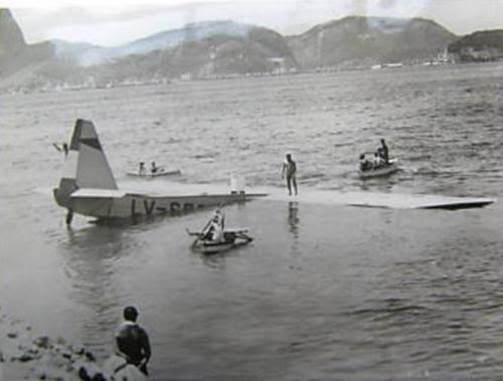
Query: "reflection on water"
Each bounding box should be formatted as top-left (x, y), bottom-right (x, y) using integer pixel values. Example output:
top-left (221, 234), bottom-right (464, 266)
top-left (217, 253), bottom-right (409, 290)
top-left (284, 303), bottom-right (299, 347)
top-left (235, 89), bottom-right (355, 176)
top-left (61, 225), bottom-right (130, 356)
top-left (288, 201), bottom-right (300, 238)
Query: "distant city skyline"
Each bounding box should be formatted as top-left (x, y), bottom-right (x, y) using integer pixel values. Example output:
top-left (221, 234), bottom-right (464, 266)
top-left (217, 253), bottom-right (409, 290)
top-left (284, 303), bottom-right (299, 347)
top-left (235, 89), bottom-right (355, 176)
top-left (5, 0), bottom-right (503, 47)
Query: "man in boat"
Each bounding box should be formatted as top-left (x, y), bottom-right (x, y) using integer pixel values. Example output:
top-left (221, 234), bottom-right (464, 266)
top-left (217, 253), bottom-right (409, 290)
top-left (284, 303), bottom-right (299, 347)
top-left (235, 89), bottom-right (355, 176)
top-left (373, 152), bottom-right (384, 168)
top-left (115, 306), bottom-right (151, 376)
top-left (202, 209), bottom-right (225, 242)
top-left (151, 161), bottom-right (158, 174)
top-left (281, 153), bottom-right (298, 196)
top-left (359, 154), bottom-right (371, 171)
top-left (138, 162), bottom-right (146, 176)
top-left (379, 139), bottom-right (389, 164)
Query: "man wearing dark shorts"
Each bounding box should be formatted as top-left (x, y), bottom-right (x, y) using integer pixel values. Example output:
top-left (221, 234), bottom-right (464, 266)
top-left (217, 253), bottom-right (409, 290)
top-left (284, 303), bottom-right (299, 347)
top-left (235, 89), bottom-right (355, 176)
top-left (115, 306), bottom-right (151, 375)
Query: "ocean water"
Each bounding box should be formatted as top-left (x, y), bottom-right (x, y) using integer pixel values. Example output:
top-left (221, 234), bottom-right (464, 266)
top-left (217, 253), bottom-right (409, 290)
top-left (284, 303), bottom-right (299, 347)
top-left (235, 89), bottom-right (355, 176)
top-left (1, 62), bottom-right (503, 380)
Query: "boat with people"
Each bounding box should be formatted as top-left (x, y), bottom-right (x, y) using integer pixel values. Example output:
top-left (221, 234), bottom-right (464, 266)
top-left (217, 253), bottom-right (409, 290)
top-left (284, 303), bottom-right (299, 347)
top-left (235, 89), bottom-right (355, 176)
top-left (187, 209), bottom-right (253, 254)
top-left (358, 138), bottom-right (399, 178)
top-left (126, 168), bottom-right (181, 178)
top-left (127, 161), bottom-right (181, 178)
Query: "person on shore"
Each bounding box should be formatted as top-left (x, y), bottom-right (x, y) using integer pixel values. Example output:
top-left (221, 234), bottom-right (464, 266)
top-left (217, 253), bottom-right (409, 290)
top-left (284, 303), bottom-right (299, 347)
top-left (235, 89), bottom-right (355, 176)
top-left (115, 306), bottom-right (151, 376)
top-left (379, 139), bottom-right (389, 164)
top-left (138, 162), bottom-right (146, 176)
top-left (281, 154), bottom-right (298, 196)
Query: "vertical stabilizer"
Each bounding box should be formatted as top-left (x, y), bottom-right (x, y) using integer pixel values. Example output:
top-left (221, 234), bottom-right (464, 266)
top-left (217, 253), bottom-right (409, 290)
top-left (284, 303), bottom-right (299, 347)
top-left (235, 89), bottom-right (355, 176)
top-left (54, 119), bottom-right (118, 208)
top-left (71, 119), bottom-right (118, 190)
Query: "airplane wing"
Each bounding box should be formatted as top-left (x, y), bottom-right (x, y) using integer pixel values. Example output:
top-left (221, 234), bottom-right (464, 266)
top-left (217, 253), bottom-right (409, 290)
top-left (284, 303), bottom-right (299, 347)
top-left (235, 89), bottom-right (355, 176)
top-left (71, 188), bottom-right (126, 198)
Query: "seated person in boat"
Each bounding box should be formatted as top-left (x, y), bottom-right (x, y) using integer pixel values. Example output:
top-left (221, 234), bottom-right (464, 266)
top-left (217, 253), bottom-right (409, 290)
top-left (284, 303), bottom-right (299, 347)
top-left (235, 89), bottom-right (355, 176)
top-left (139, 162), bottom-right (146, 176)
top-left (151, 161), bottom-right (158, 174)
top-left (373, 152), bottom-right (384, 168)
top-left (359, 154), bottom-right (372, 171)
top-left (202, 210), bottom-right (225, 242)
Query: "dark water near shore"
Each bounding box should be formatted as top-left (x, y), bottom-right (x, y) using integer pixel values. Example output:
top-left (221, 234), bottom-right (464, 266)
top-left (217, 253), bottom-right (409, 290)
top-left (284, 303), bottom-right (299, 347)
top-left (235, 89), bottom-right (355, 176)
top-left (1, 63), bottom-right (503, 380)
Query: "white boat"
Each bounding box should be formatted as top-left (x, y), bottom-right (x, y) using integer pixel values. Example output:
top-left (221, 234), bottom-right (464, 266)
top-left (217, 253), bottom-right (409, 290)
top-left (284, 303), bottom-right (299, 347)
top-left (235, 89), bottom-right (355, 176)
top-left (187, 210), bottom-right (253, 254)
top-left (359, 159), bottom-right (399, 179)
top-left (126, 168), bottom-right (181, 178)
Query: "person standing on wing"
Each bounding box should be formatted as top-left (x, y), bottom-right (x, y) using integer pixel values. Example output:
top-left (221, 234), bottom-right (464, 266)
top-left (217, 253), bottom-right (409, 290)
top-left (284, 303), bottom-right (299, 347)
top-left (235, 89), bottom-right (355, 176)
top-left (281, 153), bottom-right (298, 196)
top-left (115, 306), bottom-right (151, 376)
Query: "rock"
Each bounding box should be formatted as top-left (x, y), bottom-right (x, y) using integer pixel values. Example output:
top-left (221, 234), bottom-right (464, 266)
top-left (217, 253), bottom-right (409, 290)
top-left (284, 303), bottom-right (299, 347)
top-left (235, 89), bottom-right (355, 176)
top-left (16, 353), bottom-right (34, 362)
top-left (34, 336), bottom-right (51, 350)
top-left (85, 351), bottom-right (95, 362)
top-left (78, 366), bottom-right (91, 381)
top-left (92, 373), bottom-right (106, 381)
top-left (7, 331), bottom-right (18, 339)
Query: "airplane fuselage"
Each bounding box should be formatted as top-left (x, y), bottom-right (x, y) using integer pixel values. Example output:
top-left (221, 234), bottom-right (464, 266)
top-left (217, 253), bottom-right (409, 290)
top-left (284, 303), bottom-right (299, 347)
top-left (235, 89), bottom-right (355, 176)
top-left (54, 188), bottom-right (257, 219)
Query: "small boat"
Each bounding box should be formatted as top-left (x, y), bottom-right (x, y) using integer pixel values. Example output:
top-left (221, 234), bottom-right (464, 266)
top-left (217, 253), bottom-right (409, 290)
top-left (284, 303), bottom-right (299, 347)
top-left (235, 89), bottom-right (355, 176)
top-left (187, 209), bottom-right (253, 254)
top-left (359, 158), bottom-right (399, 179)
top-left (126, 168), bottom-right (181, 178)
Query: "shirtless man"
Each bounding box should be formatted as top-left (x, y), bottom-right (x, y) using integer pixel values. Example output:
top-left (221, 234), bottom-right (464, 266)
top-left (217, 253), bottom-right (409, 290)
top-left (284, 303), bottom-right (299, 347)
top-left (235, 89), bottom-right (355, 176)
top-left (115, 306), bottom-right (151, 376)
top-left (281, 154), bottom-right (298, 196)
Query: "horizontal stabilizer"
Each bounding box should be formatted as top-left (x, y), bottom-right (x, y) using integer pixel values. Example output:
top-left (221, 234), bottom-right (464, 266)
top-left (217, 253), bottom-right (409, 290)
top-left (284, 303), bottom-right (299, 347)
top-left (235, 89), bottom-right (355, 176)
top-left (71, 188), bottom-right (126, 198)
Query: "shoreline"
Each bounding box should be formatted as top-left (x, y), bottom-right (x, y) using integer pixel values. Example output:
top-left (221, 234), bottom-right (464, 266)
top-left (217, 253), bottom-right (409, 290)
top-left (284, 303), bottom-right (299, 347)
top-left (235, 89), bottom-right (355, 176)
top-left (0, 306), bottom-right (145, 381)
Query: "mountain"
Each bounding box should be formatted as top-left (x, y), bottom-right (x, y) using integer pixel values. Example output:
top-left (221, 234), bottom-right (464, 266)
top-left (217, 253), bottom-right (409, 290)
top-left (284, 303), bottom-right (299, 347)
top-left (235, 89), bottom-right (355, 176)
top-left (448, 30), bottom-right (503, 62)
top-left (0, 8), bottom-right (53, 78)
top-left (0, 11), bottom-right (469, 93)
top-left (287, 16), bottom-right (457, 68)
top-left (0, 8), bottom-right (25, 53)
top-left (103, 24), bottom-right (297, 78)
top-left (22, 20), bottom-right (298, 89)
top-left (56, 20), bottom-right (262, 66)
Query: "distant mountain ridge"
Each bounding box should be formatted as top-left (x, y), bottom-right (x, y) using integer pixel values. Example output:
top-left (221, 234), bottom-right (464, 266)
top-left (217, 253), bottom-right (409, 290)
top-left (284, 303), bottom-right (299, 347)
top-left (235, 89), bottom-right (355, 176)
top-left (55, 20), bottom-right (253, 66)
top-left (1, 9), bottom-right (492, 93)
top-left (448, 30), bottom-right (503, 62)
top-left (287, 16), bottom-right (457, 68)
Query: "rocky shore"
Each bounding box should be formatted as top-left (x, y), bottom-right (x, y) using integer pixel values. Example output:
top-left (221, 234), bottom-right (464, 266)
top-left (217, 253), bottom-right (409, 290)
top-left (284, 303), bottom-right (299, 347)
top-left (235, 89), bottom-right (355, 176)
top-left (0, 306), bottom-right (145, 381)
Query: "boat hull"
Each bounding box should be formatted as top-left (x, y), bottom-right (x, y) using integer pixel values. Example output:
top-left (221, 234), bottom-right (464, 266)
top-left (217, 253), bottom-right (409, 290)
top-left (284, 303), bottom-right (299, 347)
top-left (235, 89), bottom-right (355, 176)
top-left (191, 232), bottom-right (253, 254)
top-left (126, 169), bottom-right (181, 178)
top-left (359, 160), bottom-right (399, 179)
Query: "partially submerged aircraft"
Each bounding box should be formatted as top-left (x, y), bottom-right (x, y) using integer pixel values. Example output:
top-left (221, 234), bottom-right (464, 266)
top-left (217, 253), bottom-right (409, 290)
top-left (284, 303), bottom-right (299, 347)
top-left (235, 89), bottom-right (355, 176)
top-left (53, 119), bottom-right (266, 224)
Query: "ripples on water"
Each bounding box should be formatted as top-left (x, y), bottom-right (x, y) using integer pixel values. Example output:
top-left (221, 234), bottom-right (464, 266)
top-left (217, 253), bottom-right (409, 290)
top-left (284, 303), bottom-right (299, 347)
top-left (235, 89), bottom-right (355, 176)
top-left (1, 63), bottom-right (503, 380)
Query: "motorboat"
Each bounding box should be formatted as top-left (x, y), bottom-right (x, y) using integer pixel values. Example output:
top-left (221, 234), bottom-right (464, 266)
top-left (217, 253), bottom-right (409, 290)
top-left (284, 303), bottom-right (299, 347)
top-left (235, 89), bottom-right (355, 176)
top-left (187, 209), bottom-right (253, 254)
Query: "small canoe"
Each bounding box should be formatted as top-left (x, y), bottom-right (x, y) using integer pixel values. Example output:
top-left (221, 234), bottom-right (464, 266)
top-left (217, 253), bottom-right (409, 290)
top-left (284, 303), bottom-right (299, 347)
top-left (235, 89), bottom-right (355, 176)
top-left (126, 169), bottom-right (181, 178)
top-left (359, 159), bottom-right (399, 179)
top-left (188, 229), bottom-right (253, 254)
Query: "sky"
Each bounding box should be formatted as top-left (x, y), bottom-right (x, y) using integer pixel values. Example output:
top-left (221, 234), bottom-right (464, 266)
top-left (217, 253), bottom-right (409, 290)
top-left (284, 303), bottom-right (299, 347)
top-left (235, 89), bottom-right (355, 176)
top-left (5, 0), bottom-right (503, 47)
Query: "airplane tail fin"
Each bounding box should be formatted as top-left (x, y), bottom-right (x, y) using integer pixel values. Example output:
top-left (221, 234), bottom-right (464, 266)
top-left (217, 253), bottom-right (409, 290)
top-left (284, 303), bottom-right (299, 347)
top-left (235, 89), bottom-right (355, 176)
top-left (54, 119), bottom-right (118, 207)
top-left (69, 119), bottom-right (118, 190)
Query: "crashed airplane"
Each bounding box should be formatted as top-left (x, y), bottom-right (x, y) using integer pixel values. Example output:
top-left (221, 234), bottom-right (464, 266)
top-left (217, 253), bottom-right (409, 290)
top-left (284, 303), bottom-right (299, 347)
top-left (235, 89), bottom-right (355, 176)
top-left (53, 119), bottom-right (266, 224)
